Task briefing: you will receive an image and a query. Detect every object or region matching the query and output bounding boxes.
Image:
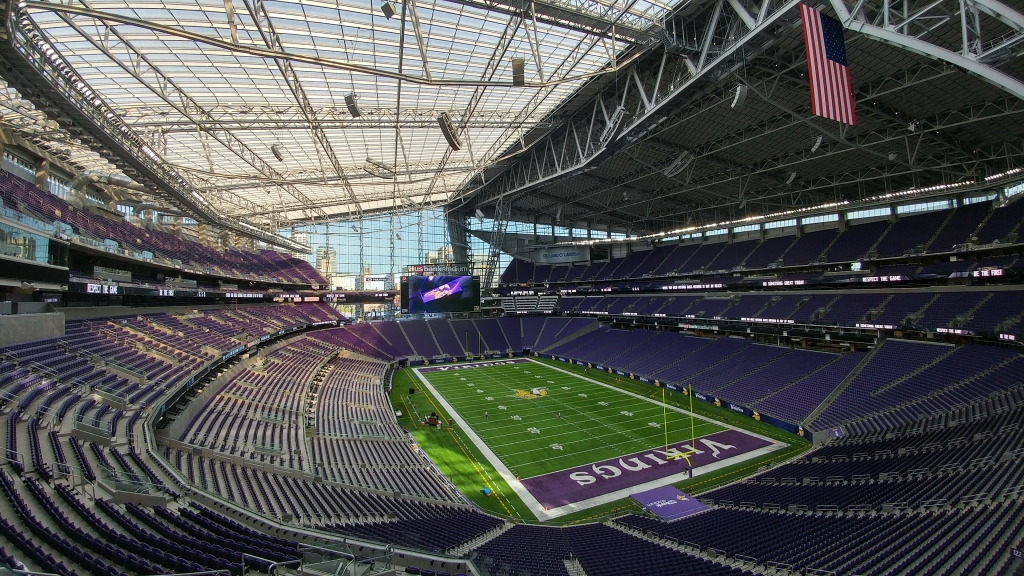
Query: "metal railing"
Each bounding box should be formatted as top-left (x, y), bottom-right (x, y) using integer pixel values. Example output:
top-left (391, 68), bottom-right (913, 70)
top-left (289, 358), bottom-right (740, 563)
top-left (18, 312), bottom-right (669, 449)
top-left (298, 543), bottom-right (393, 576)
top-left (241, 554), bottom-right (301, 575)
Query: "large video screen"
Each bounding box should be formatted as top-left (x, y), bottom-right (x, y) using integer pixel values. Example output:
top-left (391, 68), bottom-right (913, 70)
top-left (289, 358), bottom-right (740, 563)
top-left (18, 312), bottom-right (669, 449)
top-left (401, 275), bottom-right (480, 314)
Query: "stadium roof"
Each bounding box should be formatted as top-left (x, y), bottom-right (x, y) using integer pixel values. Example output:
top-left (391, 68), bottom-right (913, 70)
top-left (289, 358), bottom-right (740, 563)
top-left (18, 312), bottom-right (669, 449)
top-left (2, 0), bottom-right (1024, 250)
top-left (0, 0), bottom-right (676, 228)
top-left (450, 0), bottom-right (1024, 238)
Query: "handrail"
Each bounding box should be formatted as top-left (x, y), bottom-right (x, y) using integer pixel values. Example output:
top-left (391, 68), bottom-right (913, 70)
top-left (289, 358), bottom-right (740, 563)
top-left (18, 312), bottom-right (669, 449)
top-left (240, 553), bottom-right (301, 575)
top-left (75, 347), bottom-right (147, 382)
top-left (138, 565), bottom-right (228, 569)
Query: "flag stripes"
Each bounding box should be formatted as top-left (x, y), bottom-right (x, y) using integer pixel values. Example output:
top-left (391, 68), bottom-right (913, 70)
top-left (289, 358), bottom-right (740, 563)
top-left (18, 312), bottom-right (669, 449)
top-left (800, 4), bottom-right (856, 126)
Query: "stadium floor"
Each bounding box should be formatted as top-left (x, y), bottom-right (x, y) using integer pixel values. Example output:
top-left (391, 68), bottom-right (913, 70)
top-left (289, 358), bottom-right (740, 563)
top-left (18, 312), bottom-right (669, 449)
top-left (411, 358), bottom-right (786, 520)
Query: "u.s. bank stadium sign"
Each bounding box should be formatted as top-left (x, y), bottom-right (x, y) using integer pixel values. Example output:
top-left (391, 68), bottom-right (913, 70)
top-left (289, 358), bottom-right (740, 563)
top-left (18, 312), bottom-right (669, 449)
top-left (535, 247), bottom-right (590, 264)
top-left (408, 263), bottom-right (472, 275)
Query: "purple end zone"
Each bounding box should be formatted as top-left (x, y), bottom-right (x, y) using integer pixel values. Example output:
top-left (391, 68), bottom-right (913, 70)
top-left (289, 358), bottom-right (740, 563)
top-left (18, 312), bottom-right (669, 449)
top-left (418, 358), bottom-right (531, 373)
top-left (630, 485), bottom-right (708, 521)
top-left (520, 428), bottom-right (773, 509)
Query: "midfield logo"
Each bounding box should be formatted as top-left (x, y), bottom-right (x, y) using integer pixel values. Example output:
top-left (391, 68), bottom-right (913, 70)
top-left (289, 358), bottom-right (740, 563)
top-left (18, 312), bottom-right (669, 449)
top-left (513, 388), bottom-right (547, 399)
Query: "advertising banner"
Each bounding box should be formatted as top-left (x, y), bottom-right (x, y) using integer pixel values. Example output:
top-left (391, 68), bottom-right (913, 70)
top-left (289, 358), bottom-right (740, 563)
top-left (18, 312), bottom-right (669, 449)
top-left (408, 263), bottom-right (472, 275)
top-left (630, 485), bottom-right (708, 521)
top-left (534, 247), bottom-right (591, 264)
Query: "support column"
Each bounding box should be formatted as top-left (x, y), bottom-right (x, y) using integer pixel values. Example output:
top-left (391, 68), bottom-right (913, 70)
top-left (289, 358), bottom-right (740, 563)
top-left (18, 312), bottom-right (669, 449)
top-left (35, 157), bottom-right (48, 191)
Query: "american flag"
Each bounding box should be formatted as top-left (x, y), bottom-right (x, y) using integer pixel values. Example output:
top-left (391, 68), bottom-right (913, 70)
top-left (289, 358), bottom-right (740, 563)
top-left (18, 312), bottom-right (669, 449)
top-left (800, 4), bottom-right (856, 125)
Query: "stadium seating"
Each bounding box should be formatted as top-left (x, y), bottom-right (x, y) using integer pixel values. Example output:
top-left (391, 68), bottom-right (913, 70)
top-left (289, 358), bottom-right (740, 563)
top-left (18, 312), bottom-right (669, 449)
top-left (0, 170), bottom-right (325, 286)
top-left (499, 197), bottom-right (1024, 289)
top-left (534, 287), bottom-right (1024, 337)
top-left (609, 398), bottom-right (1024, 575)
top-left (3, 299), bottom-right (1024, 575)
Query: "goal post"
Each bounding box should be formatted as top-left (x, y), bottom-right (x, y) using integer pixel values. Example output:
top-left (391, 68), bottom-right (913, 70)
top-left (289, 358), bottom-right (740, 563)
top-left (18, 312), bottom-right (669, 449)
top-left (662, 384), bottom-right (697, 466)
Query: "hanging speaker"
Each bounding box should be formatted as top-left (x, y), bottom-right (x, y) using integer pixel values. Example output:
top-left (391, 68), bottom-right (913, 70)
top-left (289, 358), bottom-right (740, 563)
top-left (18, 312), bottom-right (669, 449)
top-left (512, 57), bottom-right (525, 86)
top-left (438, 112), bottom-right (462, 151)
top-left (344, 93), bottom-right (361, 117)
top-left (731, 84), bottom-right (748, 109)
top-left (380, 1), bottom-right (396, 19)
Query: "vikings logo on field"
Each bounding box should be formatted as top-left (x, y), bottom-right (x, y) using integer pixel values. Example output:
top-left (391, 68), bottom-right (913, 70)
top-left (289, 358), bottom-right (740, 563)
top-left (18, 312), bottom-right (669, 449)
top-left (513, 388), bottom-right (548, 399)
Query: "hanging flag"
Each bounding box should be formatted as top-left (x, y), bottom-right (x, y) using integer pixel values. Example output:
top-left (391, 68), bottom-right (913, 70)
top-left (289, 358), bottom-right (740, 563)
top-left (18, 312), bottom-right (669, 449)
top-left (800, 4), bottom-right (856, 125)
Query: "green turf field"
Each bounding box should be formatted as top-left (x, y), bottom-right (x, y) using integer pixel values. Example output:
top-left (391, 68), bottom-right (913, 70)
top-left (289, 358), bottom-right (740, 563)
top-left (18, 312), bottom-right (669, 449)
top-left (391, 357), bottom-right (809, 523)
top-left (412, 359), bottom-right (725, 480)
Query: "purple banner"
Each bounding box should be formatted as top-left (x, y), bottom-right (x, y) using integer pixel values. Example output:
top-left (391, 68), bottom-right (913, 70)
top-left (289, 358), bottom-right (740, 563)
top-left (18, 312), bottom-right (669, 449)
top-left (630, 485), bottom-right (708, 521)
top-left (520, 428), bottom-right (773, 509)
top-left (418, 358), bottom-right (530, 373)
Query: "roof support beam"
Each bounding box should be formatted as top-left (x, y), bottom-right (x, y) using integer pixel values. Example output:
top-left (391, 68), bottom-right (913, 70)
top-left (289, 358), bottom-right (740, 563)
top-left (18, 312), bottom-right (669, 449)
top-left (19, 2), bottom-right (645, 88)
top-left (831, 0), bottom-right (1024, 99)
top-left (240, 0), bottom-right (363, 216)
top-left (52, 7), bottom-right (328, 221)
top-left (438, 0), bottom-right (654, 42)
top-left (726, 0), bottom-right (758, 29)
top-left (455, 0), bottom-right (803, 210)
top-left (406, 0), bottom-right (433, 82)
top-left (1, 9), bottom-right (308, 251)
top-left (527, 2), bottom-right (547, 82)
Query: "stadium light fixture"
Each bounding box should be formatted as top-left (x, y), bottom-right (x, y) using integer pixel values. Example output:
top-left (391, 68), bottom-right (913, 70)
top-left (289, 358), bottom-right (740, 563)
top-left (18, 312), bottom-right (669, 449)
top-left (663, 151), bottom-right (693, 177)
top-left (344, 93), bottom-right (361, 117)
top-left (985, 167), bottom-right (1024, 181)
top-left (363, 157), bottom-right (395, 179)
top-left (810, 135), bottom-right (823, 153)
top-left (787, 172), bottom-right (797, 184)
top-left (731, 84), bottom-right (748, 108)
top-left (438, 112), bottom-right (462, 150)
top-left (270, 144), bottom-right (284, 162)
top-left (512, 58), bottom-right (526, 86)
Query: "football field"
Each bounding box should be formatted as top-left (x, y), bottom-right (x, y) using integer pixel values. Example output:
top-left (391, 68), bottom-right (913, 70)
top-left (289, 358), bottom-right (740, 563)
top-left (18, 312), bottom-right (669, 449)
top-left (412, 358), bottom-right (785, 520)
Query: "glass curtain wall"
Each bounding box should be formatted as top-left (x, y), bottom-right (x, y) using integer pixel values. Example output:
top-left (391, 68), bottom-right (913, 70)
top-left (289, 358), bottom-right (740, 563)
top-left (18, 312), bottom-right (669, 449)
top-left (287, 208), bottom-right (512, 289)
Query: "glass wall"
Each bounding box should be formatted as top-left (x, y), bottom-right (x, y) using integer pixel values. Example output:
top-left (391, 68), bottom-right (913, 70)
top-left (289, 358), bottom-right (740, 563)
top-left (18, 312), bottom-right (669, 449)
top-left (287, 208), bottom-right (509, 290)
top-left (0, 220), bottom-right (69, 267)
top-left (2, 150), bottom-right (35, 182)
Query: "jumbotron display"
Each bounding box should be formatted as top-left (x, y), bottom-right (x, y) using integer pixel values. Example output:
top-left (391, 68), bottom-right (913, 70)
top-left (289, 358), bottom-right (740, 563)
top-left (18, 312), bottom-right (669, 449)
top-left (401, 275), bottom-right (480, 313)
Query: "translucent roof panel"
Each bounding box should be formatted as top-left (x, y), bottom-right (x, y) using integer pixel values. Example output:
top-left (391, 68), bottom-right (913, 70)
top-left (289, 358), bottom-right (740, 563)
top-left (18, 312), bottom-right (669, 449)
top-left (18, 0), bottom-right (678, 224)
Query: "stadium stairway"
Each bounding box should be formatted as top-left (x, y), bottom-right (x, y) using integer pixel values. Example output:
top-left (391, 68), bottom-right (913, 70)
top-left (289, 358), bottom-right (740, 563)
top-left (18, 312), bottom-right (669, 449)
top-left (383, 323), bottom-right (418, 358)
top-left (839, 354), bottom-right (1024, 435)
top-left (813, 228), bottom-right (843, 264)
top-left (447, 519), bottom-right (514, 557)
top-left (803, 340), bottom-right (884, 427)
top-left (563, 556), bottom-right (588, 576)
top-left (872, 345), bottom-right (961, 396)
top-left (946, 293), bottom-right (996, 330)
top-left (539, 319), bottom-right (601, 353)
top-left (862, 219), bottom-right (895, 259)
top-left (421, 321), bottom-right (449, 357)
top-left (605, 518), bottom-right (763, 574)
top-left (863, 294), bottom-right (895, 324)
top-left (922, 207), bottom-right (958, 251)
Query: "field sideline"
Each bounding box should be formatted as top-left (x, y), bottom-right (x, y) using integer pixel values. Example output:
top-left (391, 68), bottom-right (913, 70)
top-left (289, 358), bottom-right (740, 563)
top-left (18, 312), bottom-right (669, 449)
top-left (409, 357), bottom-right (788, 520)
